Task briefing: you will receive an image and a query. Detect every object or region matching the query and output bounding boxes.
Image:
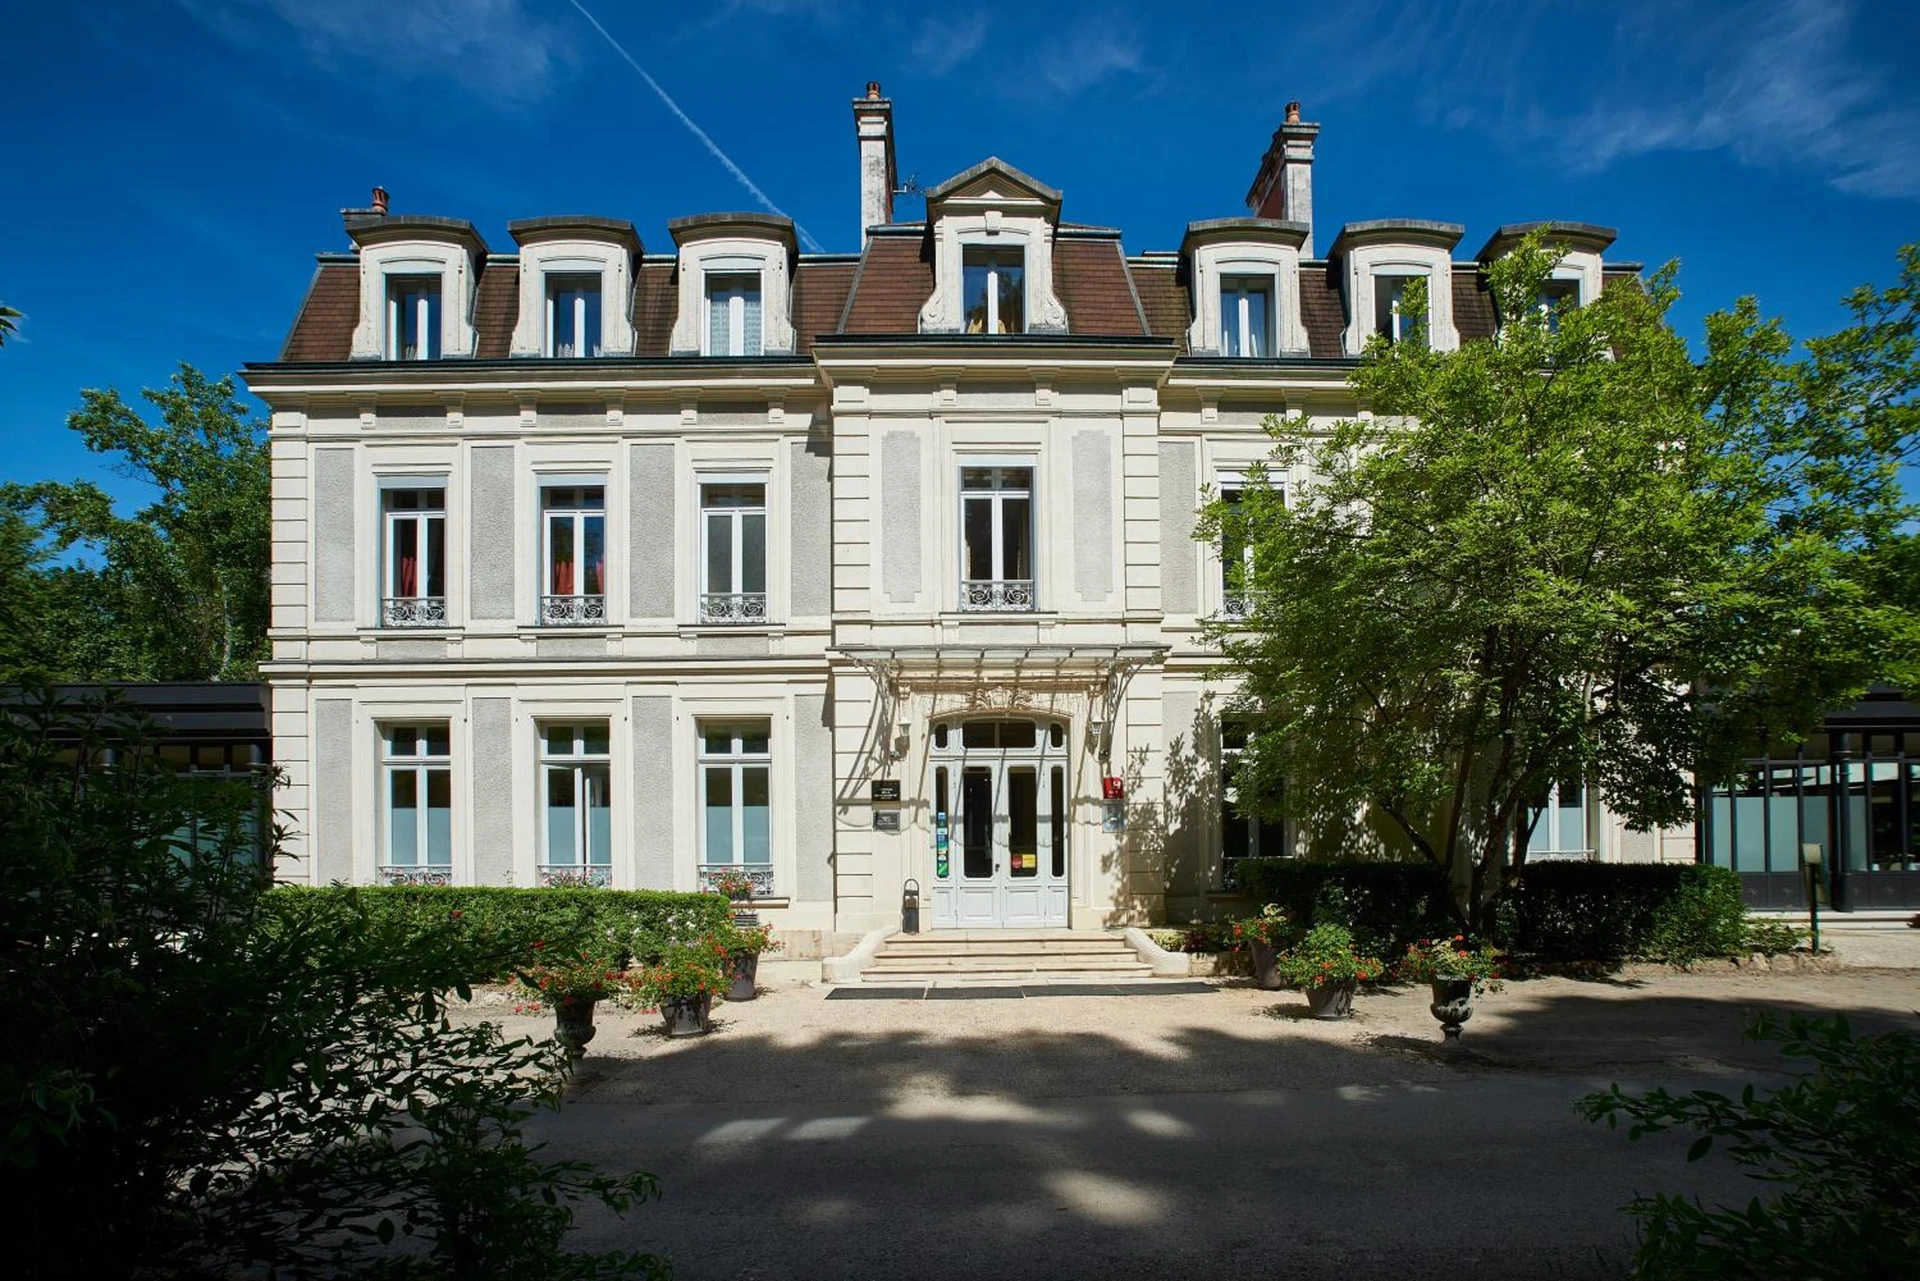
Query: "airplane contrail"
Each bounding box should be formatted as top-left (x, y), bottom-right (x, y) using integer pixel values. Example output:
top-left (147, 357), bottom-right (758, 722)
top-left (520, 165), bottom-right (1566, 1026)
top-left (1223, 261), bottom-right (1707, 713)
top-left (567, 0), bottom-right (825, 252)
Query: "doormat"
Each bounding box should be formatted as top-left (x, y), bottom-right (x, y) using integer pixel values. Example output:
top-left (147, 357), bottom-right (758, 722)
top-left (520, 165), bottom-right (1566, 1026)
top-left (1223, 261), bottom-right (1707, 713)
top-left (826, 982), bottom-right (1217, 1001)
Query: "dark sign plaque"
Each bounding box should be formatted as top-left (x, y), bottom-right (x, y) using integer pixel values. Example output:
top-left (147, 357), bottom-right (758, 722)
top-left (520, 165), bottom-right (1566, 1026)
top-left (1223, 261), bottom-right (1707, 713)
top-left (873, 809), bottom-right (902, 833)
top-left (870, 779), bottom-right (902, 804)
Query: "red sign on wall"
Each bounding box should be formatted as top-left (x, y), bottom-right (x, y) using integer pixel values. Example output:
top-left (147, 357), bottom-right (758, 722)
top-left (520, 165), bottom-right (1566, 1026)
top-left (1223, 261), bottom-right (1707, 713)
top-left (1101, 777), bottom-right (1125, 800)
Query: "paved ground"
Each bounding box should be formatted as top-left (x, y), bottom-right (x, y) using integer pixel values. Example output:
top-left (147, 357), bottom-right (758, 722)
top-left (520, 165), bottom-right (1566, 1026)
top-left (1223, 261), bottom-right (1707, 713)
top-left (465, 967), bottom-right (1919, 1280)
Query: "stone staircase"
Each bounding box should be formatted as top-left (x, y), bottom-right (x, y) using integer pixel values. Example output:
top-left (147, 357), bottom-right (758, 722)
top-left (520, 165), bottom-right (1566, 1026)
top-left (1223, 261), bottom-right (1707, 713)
top-left (857, 929), bottom-right (1156, 985)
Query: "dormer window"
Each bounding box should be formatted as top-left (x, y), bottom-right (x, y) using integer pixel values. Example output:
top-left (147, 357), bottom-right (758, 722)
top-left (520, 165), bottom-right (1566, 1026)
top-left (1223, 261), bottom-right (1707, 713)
top-left (706, 273), bottom-right (763, 357)
top-left (1220, 277), bottom-right (1273, 357)
top-left (386, 276), bottom-right (442, 360)
top-left (1373, 274), bottom-right (1426, 347)
top-left (546, 274), bottom-right (603, 358)
top-left (963, 247), bottom-right (1025, 334)
top-left (1536, 278), bottom-right (1580, 332)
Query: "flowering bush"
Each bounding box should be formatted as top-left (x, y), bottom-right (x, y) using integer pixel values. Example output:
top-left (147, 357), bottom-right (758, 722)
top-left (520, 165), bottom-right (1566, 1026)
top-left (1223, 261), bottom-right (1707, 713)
top-left (510, 950), bottom-right (627, 1014)
top-left (1270, 924), bottom-right (1384, 989)
top-left (714, 920), bottom-right (783, 956)
top-left (1225, 904), bottom-right (1298, 950)
top-left (627, 943), bottom-right (729, 1006)
top-left (1396, 935), bottom-right (1505, 995)
top-left (705, 868), bottom-right (758, 902)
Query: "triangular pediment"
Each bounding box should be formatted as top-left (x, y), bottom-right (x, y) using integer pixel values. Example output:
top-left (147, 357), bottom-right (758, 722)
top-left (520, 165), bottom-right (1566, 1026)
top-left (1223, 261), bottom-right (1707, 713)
top-left (923, 156), bottom-right (1062, 210)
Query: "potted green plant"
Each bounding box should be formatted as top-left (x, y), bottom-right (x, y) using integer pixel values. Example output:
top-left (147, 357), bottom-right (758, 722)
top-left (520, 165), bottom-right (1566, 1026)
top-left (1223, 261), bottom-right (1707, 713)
top-left (1272, 924), bottom-right (1384, 1019)
top-left (713, 920), bottom-right (782, 1001)
top-left (1225, 904), bottom-right (1297, 990)
top-left (511, 949), bottom-right (628, 1060)
top-left (1396, 935), bottom-right (1503, 1040)
top-left (631, 945), bottom-right (729, 1037)
top-left (706, 867), bottom-right (761, 927)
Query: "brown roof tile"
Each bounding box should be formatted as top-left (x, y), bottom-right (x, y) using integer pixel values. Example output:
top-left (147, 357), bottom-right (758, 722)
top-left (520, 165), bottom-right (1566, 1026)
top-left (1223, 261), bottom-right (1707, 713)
top-left (792, 259), bottom-right (856, 353)
top-left (1055, 237), bottom-right (1146, 335)
top-left (1300, 262), bottom-right (1347, 359)
top-left (1452, 266), bottom-right (1498, 343)
top-left (841, 231), bottom-right (934, 333)
top-left (1127, 259), bottom-right (1190, 351)
top-left (472, 262), bottom-right (519, 358)
top-left (633, 261), bottom-right (678, 355)
top-left (280, 260), bottom-right (358, 361)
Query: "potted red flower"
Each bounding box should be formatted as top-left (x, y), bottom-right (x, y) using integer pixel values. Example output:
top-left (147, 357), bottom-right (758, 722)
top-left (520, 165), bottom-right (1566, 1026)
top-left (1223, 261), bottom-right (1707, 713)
top-left (1224, 904), bottom-right (1297, 990)
top-left (1396, 935), bottom-right (1504, 1040)
top-left (630, 944), bottom-right (729, 1037)
top-left (712, 920), bottom-right (783, 1001)
top-left (1271, 924), bottom-right (1384, 1019)
top-left (511, 949), bottom-right (628, 1060)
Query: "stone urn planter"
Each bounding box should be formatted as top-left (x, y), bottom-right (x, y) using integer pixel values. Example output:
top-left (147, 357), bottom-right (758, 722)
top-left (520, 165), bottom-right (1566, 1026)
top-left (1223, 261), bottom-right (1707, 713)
top-left (659, 992), bottom-right (714, 1038)
top-left (552, 995), bottom-right (598, 1060)
top-left (1303, 979), bottom-right (1357, 1020)
top-left (1428, 979), bottom-right (1475, 1040)
top-left (1248, 939), bottom-right (1282, 990)
top-left (725, 950), bottom-right (760, 1002)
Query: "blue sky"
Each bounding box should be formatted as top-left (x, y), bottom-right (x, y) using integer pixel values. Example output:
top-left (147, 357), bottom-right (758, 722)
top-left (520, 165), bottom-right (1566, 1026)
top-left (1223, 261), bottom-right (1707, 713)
top-left (3, 0), bottom-right (1917, 505)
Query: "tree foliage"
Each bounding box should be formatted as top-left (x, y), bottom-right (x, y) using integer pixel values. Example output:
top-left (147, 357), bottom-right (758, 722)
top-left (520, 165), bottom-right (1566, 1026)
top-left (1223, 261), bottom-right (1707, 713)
top-left (0, 302), bottom-right (19, 345)
top-left (0, 692), bottom-right (667, 1279)
top-left (1578, 1014), bottom-right (1920, 1279)
top-left (2, 364), bottom-right (270, 682)
top-left (1205, 235), bottom-right (1919, 919)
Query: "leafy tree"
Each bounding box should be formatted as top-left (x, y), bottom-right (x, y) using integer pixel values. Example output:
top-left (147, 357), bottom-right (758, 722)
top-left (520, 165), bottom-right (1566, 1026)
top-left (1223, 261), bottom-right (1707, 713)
top-left (0, 302), bottom-right (19, 345)
top-left (1, 692), bottom-right (668, 1279)
top-left (3, 364), bottom-right (270, 681)
top-left (1204, 234), bottom-right (1919, 921)
top-left (1578, 1014), bottom-right (1920, 1279)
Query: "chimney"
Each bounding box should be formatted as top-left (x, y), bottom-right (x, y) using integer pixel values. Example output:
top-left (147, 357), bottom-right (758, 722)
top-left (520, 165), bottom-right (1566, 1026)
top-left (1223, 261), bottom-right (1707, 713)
top-left (1245, 103), bottom-right (1321, 256)
top-left (371, 185), bottom-right (389, 215)
top-left (340, 185), bottom-right (391, 238)
top-left (852, 81), bottom-right (896, 243)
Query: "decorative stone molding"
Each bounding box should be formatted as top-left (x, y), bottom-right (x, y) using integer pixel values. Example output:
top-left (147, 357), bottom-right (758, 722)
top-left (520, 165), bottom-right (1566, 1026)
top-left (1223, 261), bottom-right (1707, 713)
top-left (346, 215), bottom-right (486, 360)
top-left (506, 216), bottom-right (641, 358)
top-left (1181, 218), bottom-right (1311, 357)
top-left (915, 157), bottom-right (1069, 334)
top-left (666, 212), bottom-right (798, 356)
top-left (1327, 219), bottom-right (1466, 356)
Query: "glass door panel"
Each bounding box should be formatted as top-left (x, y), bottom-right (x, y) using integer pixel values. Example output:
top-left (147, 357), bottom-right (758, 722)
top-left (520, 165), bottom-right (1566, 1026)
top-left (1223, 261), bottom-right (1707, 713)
top-left (1008, 767), bottom-right (1038, 877)
top-left (961, 767), bottom-right (994, 879)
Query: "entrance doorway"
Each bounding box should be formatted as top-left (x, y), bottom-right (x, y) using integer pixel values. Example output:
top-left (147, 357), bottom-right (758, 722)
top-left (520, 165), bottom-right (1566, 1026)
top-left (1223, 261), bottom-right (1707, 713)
top-left (929, 717), bottom-right (1070, 928)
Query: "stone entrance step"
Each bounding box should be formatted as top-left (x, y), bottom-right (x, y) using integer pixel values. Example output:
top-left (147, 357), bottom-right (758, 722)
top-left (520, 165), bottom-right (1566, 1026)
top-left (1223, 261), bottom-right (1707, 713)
top-left (856, 930), bottom-right (1160, 985)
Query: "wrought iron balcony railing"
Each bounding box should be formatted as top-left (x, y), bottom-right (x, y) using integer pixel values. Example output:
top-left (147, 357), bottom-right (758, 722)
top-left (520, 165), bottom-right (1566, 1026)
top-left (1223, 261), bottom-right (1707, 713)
top-left (1216, 591), bottom-right (1264, 622)
top-left (698, 864), bottom-right (775, 898)
top-left (698, 592), bottom-right (769, 624)
top-left (382, 596), bottom-right (448, 628)
top-left (378, 864), bottom-right (453, 887)
top-left (537, 863), bottom-right (611, 888)
top-left (540, 595), bottom-right (607, 627)
top-left (957, 579), bottom-right (1035, 612)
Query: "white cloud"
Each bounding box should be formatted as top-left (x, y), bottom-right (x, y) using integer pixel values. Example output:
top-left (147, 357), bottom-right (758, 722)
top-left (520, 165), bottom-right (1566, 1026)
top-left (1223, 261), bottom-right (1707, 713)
top-left (177, 0), bottom-right (573, 103)
top-left (1037, 31), bottom-right (1146, 96)
top-left (910, 16), bottom-right (990, 78)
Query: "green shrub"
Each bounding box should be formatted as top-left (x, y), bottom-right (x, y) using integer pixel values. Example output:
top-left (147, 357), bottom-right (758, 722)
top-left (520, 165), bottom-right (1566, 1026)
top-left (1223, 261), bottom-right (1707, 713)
top-left (1499, 863), bottom-right (1746, 964)
top-left (263, 884), bottom-right (732, 983)
top-left (1743, 916), bottom-right (1804, 956)
top-left (1232, 859), bottom-right (1452, 959)
top-left (1578, 1014), bottom-right (1920, 1279)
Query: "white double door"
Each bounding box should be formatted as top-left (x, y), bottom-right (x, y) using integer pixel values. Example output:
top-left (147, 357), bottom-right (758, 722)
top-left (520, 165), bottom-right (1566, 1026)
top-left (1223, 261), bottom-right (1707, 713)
top-left (951, 751), bottom-right (1069, 928)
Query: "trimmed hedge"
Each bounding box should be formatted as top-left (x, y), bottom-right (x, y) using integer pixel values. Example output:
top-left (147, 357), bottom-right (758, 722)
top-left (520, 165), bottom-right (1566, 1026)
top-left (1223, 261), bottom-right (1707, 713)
top-left (262, 885), bottom-right (732, 982)
top-left (1498, 862), bottom-right (1746, 964)
top-left (1232, 859), bottom-right (1749, 964)
top-left (1232, 859), bottom-right (1452, 959)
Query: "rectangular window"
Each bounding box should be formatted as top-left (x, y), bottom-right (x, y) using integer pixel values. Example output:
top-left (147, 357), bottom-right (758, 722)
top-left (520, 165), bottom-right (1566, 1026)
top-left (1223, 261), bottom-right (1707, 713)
top-left (1220, 276), bottom-right (1272, 357)
top-left (699, 481), bottom-right (768, 624)
top-left (1525, 780), bottom-right (1590, 858)
top-left (540, 723), bottom-right (611, 886)
top-left (699, 720), bottom-right (773, 897)
top-left (386, 276), bottom-right (442, 360)
top-left (382, 724), bottom-right (451, 884)
top-left (546, 273), bottom-right (603, 358)
top-left (1217, 485), bottom-right (1257, 620)
top-left (541, 484), bottom-right (606, 626)
top-left (958, 466), bottom-right (1034, 611)
top-left (1372, 274), bottom-right (1426, 347)
top-left (1536, 278), bottom-right (1580, 333)
top-left (963, 247), bottom-right (1025, 334)
top-left (1221, 721), bottom-right (1285, 885)
top-left (381, 488), bottom-right (446, 627)
top-left (706, 273), bottom-right (763, 356)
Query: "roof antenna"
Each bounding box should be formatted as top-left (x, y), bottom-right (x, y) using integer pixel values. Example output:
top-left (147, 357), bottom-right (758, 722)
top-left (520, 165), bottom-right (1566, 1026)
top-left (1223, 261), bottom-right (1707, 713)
top-left (893, 173), bottom-right (926, 197)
